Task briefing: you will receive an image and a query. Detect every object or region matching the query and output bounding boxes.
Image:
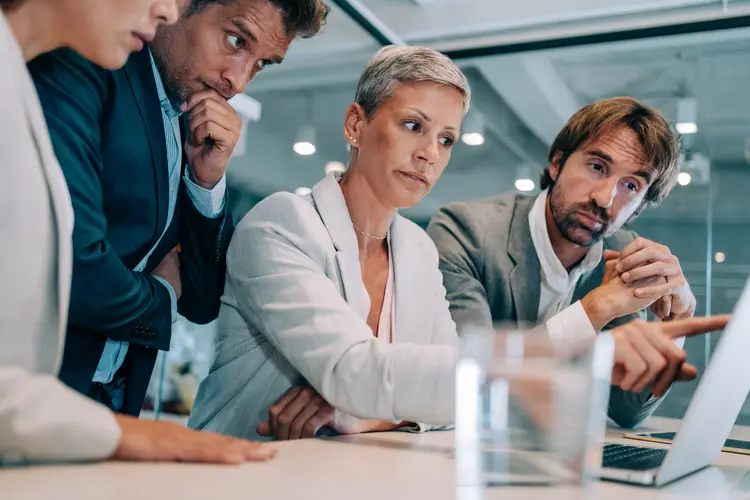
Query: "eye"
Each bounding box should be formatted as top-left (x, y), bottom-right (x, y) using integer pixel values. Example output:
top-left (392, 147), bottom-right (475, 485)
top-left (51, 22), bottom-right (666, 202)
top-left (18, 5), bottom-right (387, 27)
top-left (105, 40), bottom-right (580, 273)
top-left (227, 33), bottom-right (244, 50)
top-left (404, 120), bottom-right (421, 132)
top-left (439, 136), bottom-right (455, 148)
top-left (589, 161), bottom-right (604, 172)
top-left (624, 180), bottom-right (640, 192)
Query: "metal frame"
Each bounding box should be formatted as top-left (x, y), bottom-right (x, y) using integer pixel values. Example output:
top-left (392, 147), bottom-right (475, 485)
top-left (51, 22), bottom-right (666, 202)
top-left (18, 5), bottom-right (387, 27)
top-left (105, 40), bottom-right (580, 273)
top-left (331, 0), bottom-right (750, 59)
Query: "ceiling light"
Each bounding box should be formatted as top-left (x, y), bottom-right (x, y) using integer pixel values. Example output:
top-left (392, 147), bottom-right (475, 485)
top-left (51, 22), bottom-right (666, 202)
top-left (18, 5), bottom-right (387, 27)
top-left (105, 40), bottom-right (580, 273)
top-left (325, 161), bottom-right (347, 175)
top-left (677, 172), bottom-right (692, 186)
top-left (676, 97), bottom-right (698, 135)
top-left (676, 122), bottom-right (698, 135)
top-left (715, 252), bottom-right (726, 264)
top-left (462, 133), bottom-right (485, 146)
top-left (515, 178), bottom-right (535, 192)
top-left (461, 111), bottom-right (485, 147)
top-left (293, 125), bottom-right (316, 156)
top-left (294, 187), bottom-right (312, 196)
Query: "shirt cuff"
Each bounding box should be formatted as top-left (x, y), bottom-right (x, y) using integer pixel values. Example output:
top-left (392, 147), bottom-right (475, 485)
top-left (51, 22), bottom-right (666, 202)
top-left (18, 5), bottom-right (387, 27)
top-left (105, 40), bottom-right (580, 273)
top-left (183, 167), bottom-right (226, 218)
top-left (546, 300), bottom-right (598, 346)
top-left (154, 276), bottom-right (178, 324)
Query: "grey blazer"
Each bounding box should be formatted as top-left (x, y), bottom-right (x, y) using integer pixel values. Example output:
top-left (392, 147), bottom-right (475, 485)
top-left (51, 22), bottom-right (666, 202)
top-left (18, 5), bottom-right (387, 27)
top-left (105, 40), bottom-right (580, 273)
top-left (189, 173), bottom-right (458, 440)
top-left (0, 12), bottom-right (118, 464)
top-left (427, 192), bottom-right (663, 428)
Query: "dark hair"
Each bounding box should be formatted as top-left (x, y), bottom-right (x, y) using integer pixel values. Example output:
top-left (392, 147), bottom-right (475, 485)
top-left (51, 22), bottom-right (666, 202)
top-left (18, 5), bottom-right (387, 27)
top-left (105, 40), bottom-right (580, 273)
top-left (187, 0), bottom-right (329, 38)
top-left (540, 97), bottom-right (681, 208)
top-left (0, 0), bottom-right (21, 6)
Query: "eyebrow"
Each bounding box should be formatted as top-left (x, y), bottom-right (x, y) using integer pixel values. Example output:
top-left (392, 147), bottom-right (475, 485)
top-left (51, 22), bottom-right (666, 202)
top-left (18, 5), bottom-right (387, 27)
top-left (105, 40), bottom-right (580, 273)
top-left (586, 149), bottom-right (614, 163)
top-left (633, 169), bottom-right (654, 184)
top-left (586, 149), bottom-right (654, 183)
top-left (406, 107), bottom-right (457, 133)
top-left (232, 20), bottom-right (257, 42)
top-left (230, 20), bottom-right (286, 66)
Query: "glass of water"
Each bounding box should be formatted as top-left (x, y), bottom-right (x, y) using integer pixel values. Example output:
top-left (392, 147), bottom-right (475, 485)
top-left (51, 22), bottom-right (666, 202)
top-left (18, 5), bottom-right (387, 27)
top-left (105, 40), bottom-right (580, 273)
top-left (454, 323), bottom-right (615, 495)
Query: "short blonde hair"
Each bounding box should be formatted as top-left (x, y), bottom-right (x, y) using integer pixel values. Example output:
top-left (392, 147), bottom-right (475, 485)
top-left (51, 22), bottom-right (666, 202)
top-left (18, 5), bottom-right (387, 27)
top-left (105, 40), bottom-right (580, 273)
top-left (354, 45), bottom-right (471, 117)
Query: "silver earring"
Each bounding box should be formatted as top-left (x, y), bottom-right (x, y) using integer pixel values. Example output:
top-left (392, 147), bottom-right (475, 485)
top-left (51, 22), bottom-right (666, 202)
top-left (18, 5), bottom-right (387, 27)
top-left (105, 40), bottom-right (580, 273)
top-left (350, 137), bottom-right (356, 142)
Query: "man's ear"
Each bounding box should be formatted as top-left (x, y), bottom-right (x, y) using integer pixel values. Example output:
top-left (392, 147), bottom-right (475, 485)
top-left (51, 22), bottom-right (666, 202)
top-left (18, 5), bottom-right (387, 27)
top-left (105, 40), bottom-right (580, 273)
top-left (549, 151), bottom-right (564, 182)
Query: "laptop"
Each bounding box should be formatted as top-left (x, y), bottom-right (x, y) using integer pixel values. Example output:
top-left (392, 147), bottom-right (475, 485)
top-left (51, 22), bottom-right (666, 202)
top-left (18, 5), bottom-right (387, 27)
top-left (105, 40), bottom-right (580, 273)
top-left (597, 276), bottom-right (750, 487)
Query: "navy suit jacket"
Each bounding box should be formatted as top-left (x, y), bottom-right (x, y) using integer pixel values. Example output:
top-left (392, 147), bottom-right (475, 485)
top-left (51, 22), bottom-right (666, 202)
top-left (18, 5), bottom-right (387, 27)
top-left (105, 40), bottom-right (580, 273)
top-left (28, 48), bottom-right (234, 415)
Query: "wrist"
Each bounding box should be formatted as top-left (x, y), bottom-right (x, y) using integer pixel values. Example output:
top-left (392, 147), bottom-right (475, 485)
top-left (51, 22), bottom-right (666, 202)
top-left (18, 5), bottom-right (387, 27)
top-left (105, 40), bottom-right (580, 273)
top-left (581, 291), bottom-right (613, 331)
top-left (188, 167), bottom-right (221, 190)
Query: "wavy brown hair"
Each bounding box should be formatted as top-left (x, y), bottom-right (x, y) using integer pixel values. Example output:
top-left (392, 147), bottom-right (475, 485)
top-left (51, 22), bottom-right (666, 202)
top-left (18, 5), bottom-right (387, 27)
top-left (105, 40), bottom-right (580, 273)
top-left (541, 97), bottom-right (681, 209)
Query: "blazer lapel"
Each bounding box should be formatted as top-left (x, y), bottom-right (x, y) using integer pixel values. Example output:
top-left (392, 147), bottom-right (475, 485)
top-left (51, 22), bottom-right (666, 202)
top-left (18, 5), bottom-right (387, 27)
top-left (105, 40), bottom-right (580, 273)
top-left (389, 216), bottom-right (421, 344)
top-left (123, 48), bottom-right (169, 234)
top-left (507, 195), bottom-right (542, 325)
top-left (311, 174), bottom-right (370, 321)
top-left (20, 67), bottom-right (74, 369)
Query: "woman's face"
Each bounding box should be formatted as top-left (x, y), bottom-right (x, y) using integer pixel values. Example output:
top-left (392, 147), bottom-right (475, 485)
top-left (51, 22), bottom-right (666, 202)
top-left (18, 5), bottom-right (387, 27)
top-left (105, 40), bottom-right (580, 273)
top-left (59, 0), bottom-right (182, 69)
top-left (345, 80), bottom-right (465, 209)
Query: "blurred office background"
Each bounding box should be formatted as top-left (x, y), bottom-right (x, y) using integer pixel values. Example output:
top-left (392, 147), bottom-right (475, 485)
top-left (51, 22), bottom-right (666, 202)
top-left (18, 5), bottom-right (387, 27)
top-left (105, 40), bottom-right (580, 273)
top-left (145, 0), bottom-right (750, 425)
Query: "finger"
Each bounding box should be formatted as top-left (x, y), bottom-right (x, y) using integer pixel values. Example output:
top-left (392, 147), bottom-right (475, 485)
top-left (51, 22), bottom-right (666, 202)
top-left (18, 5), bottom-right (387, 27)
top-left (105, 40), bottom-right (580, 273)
top-left (236, 441), bottom-right (277, 462)
top-left (188, 98), bottom-right (235, 124)
top-left (675, 362), bottom-right (698, 381)
top-left (617, 247), bottom-right (670, 273)
top-left (302, 406), bottom-right (336, 438)
top-left (269, 386), bottom-right (303, 436)
top-left (650, 296), bottom-right (670, 320)
top-left (662, 315), bottom-right (731, 339)
top-left (219, 439), bottom-right (277, 463)
top-left (633, 282), bottom-right (681, 300)
top-left (257, 421), bottom-right (271, 436)
top-left (628, 332), bottom-right (667, 393)
top-left (189, 122), bottom-right (235, 149)
top-left (182, 89), bottom-right (227, 112)
top-left (602, 249), bottom-right (621, 261)
top-left (619, 237), bottom-right (650, 259)
top-left (613, 341), bottom-right (647, 392)
top-left (621, 261), bottom-right (679, 282)
top-left (647, 332), bottom-right (687, 397)
top-left (188, 110), bottom-right (235, 141)
top-left (288, 396), bottom-right (324, 440)
top-left (275, 388), bottom-right (316, 440)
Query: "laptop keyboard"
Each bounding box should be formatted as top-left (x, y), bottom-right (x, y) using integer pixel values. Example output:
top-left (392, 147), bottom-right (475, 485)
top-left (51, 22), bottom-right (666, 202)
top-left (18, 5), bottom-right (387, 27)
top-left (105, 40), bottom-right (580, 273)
top-left (602, 444), bottom-right (668, 470)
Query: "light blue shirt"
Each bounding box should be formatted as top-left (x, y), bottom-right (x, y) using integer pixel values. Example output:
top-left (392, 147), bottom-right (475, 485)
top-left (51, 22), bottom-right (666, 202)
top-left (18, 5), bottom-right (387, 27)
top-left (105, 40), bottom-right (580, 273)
top-left (93, 52), bottom-right (227, 384)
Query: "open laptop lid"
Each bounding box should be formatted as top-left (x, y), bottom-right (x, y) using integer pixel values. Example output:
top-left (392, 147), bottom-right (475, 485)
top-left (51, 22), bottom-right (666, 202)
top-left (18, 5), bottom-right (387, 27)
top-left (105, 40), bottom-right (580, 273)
top-left (657, 276), bottom-right (750, 485)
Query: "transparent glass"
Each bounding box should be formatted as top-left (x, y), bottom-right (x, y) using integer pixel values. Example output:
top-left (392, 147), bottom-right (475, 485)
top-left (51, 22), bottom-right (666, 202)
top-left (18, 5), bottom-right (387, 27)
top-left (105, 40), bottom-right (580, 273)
top-left (455, 326), bottom-right (614, 497)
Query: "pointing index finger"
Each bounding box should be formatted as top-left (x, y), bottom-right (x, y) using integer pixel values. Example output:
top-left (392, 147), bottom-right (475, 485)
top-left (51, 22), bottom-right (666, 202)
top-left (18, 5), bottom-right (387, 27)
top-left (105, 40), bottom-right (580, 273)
top-left (662, 315), bottom-right (730, 339)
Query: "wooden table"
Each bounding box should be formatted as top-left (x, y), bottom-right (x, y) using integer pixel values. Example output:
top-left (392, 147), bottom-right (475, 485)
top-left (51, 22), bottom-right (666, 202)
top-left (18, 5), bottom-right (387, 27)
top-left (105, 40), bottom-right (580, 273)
top-left (2, 418), bottom-right (749, 499)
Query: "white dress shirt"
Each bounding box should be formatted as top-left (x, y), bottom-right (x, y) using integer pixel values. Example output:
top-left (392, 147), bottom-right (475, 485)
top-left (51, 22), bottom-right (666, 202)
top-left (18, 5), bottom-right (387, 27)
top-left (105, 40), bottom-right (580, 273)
top-left (528, 190), bottom-right (601, 344)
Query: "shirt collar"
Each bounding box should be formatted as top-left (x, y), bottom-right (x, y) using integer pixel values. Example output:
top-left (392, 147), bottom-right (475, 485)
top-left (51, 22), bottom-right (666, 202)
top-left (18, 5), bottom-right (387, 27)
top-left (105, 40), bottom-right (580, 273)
top-left (528, 189), bottom-right (602, 290)
top-left (148, 49), bottom-right (183, 120)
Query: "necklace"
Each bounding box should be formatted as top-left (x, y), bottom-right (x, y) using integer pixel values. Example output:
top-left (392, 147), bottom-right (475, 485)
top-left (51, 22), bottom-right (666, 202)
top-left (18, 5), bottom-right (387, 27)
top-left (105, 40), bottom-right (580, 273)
top-left (352, 222), bottom-right (387, 240)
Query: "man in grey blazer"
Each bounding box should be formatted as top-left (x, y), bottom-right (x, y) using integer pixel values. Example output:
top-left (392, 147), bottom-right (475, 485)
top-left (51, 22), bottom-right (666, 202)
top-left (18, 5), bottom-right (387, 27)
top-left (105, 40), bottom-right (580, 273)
top-left (428, 97), bottom-right (698, 429)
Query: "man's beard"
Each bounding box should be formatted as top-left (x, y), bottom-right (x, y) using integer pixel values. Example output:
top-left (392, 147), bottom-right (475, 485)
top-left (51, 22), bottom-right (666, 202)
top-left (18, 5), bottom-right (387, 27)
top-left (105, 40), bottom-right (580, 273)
top-left (548, 183), bottom-right (611, 247)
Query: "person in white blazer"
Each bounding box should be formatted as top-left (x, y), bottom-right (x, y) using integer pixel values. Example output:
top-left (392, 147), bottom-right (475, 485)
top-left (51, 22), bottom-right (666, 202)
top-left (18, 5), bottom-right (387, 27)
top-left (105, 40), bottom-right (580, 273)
top-left (189, 46), bottom-right (469, 440)
top-left (0, 0), bottom-right (273, 465)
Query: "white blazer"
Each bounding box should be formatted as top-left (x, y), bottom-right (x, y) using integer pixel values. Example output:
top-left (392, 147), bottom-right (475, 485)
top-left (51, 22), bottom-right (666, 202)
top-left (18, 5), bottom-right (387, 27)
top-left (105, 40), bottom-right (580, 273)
top-left (0, 12), bottom-right (119, 464)
top-left (189, 173), bottom-right (459, 440)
